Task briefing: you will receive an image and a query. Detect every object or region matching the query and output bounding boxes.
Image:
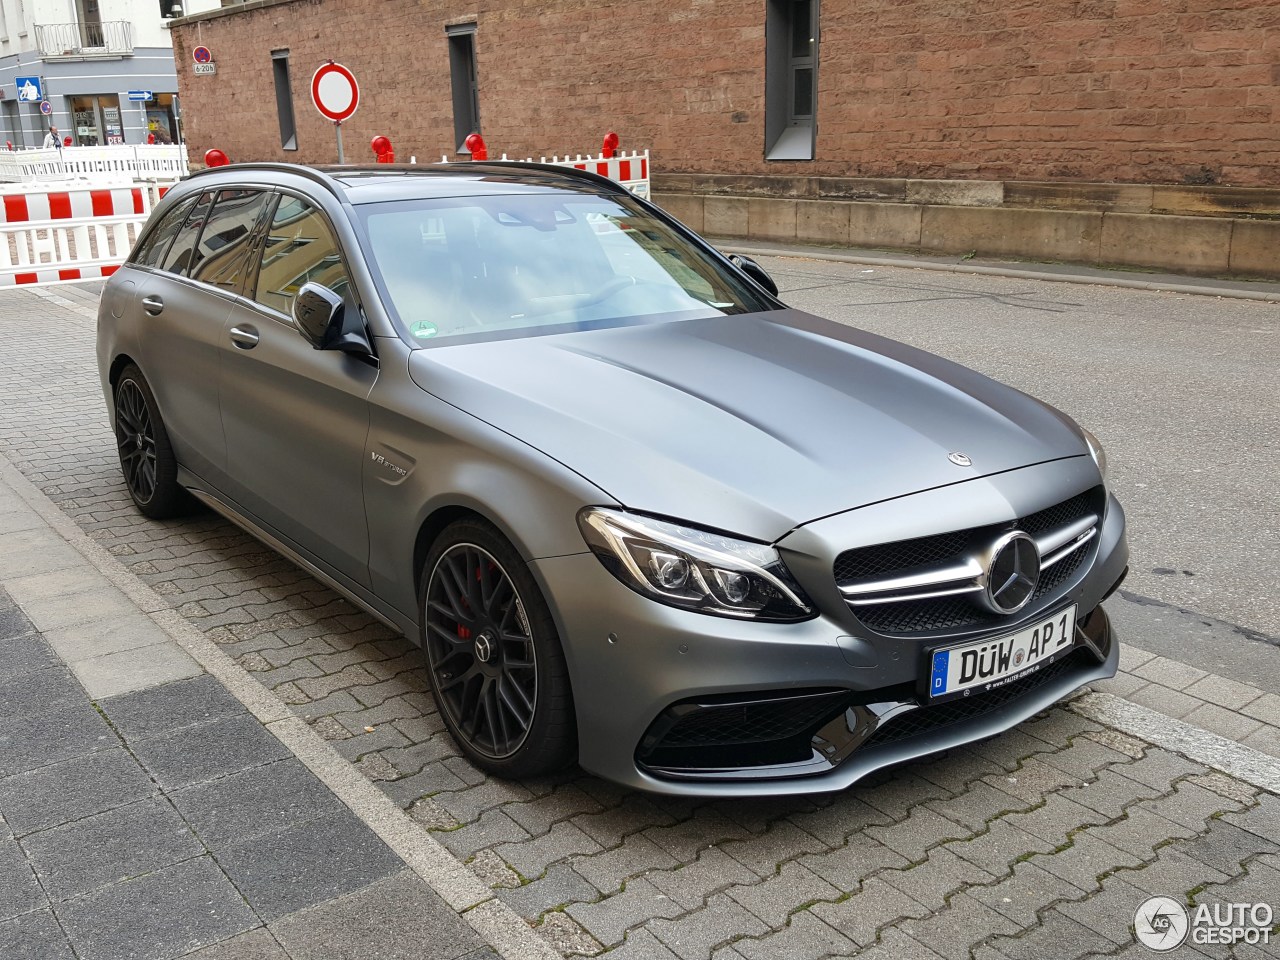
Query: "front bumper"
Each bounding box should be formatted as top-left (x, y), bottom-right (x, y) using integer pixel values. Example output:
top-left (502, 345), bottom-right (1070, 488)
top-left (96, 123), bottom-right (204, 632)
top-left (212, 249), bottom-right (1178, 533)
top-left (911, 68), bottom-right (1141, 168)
top-left (532, 461), bottom-right (1127, 797)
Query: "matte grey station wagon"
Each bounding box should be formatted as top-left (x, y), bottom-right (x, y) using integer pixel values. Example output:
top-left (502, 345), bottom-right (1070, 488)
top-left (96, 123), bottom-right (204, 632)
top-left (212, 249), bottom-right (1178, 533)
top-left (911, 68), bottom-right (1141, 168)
top-left (97, 162), bottom-right (1128, 796)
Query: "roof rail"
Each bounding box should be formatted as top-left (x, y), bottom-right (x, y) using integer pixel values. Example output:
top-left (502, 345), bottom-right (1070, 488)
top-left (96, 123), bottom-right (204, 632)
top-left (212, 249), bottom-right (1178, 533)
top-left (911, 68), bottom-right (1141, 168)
top-left (184, 162), bottom-right (345, 200)
top-left (184, 159), bottom-right (629, 199)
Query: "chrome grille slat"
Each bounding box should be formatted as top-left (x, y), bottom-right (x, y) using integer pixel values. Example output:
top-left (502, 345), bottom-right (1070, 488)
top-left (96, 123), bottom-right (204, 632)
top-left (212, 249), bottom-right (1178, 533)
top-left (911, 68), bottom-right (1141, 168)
top-left (845, 582), bottom-right (983, 606)
top-left (838, 557), bottom-right (982, 598)
top-left (1034, 514), bottom-right (1098, 558)
top-left (1040, 526), bottom-right (1098, 571)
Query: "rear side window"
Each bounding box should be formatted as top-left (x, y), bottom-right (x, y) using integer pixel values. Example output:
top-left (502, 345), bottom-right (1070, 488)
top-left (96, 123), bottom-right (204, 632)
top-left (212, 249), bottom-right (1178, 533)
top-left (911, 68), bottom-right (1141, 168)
top-left (131, 195), bottom-right (198, 269)
top-left (161, 192), bottom-right (215, 277)
top-left (191, 190), bottom-right (272, 292)
top-left (253, 195), bottom-right (352, 316)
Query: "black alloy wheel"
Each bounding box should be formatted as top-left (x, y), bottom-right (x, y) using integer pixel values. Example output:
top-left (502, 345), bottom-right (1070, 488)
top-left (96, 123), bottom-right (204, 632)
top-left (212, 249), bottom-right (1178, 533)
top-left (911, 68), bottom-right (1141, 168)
top-left (115, 378), bottom-right (157, 504)
top-left (113, 365), bottom-right (190, 519)
top-left (420, 520), bottom-right (576, 777)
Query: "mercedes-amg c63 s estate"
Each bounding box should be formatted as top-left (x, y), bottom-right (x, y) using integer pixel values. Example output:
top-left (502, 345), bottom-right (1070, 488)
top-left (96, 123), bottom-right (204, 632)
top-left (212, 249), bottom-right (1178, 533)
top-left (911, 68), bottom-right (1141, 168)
top-left (97, 162), bottom-right (1128, 796)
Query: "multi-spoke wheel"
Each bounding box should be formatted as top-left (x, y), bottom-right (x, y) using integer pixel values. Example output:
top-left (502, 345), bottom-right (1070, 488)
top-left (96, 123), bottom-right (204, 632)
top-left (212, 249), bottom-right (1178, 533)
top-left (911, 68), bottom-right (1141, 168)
top-left (113, 365), bottom-right (189, 519)
top-left (420, 519), bottom-right (576, 777)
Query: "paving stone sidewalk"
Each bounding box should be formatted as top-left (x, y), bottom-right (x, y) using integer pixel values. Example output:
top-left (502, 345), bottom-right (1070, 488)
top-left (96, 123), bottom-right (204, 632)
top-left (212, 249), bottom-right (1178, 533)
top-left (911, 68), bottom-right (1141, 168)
top-left (0, 282), bottom-right (1276, 959)
top-left (0, 478), bottom-right (492, 959)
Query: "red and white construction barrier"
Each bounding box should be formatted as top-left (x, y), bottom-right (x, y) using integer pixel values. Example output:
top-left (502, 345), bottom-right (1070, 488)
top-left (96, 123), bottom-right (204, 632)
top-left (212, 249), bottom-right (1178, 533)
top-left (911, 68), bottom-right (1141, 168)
top-left (0, 184), bottom-right (152, 287)
top-left (437, 149), bottom-right (651, 200)
top-left (563, 152), bottom-right (650, 200)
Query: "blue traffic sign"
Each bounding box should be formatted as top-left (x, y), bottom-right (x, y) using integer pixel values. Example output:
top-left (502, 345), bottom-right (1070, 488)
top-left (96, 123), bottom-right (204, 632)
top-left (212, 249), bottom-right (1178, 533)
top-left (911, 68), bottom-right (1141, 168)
top-left (127, 90), bottom-right (154, 102)
top-left (15, 76), bottom-right (42, 102)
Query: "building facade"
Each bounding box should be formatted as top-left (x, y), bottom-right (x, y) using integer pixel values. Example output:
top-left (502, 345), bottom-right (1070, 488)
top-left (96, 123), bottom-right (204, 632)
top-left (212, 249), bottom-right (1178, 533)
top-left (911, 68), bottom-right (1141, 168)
top-left (168, 0), bottom-right (1280, 278)
top-left (0, 0), bottom-right (218, 148)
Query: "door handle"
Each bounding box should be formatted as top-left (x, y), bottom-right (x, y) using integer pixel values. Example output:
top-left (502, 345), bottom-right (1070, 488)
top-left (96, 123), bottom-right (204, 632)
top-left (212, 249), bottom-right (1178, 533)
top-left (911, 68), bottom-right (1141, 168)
top-left (229, 325), bottom-right (260, 349)
top-left (140, 295), bottom-right (164, 316)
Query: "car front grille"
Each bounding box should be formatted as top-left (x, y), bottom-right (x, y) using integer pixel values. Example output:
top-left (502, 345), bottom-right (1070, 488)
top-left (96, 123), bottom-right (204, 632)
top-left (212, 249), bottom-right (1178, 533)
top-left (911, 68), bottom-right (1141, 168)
top-left (835, 486), bottom-right (1104, 637)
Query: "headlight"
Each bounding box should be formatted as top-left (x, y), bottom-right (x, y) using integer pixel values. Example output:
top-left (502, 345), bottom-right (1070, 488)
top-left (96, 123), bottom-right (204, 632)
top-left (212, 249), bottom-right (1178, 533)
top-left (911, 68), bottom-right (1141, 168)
top-left (577, 507), bottom-right (814, 622)
top-left (1082, 428), bottom-right (1108, 483)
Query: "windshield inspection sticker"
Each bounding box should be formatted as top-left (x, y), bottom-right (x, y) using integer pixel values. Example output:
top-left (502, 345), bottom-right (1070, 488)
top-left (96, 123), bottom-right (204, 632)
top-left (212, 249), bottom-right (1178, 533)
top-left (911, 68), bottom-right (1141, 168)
top-left (410, 321), bottom-right (438, 339)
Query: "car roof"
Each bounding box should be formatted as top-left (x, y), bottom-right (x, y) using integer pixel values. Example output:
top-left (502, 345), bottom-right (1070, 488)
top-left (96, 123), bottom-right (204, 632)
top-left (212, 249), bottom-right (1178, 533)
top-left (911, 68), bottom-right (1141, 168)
top-left (182, 161), bottom-right (626, 205)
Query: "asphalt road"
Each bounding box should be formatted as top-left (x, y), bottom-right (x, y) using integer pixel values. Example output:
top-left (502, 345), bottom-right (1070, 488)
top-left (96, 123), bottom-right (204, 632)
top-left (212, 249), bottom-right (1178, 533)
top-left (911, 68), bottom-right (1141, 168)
top-left (761, 255), bottom-right (1280, 652)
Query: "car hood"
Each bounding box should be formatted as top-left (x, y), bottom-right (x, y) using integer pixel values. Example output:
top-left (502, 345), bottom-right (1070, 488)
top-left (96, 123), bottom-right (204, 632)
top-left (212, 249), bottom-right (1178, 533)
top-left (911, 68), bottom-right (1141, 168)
top-left (407, 309), bottom-right (1087, 541)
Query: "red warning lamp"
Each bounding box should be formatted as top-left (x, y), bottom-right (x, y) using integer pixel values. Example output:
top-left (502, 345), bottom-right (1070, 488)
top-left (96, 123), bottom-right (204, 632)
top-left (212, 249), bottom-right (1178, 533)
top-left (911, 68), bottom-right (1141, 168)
top-left (602, 131), bottom-right (620, 159)
top-left (204, 148), bottom-right (229, 167)
top-left (464, 133), bottom-right (487, 161)
top-left (63, 136), bottom-right (72, 147)
top-left (371, 135), bottom-right (394, 163)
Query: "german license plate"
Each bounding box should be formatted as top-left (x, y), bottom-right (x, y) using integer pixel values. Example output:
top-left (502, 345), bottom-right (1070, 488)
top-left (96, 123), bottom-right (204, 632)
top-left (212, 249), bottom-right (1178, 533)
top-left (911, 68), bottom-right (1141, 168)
top-left (926, 605), bottom-right (1077, 703)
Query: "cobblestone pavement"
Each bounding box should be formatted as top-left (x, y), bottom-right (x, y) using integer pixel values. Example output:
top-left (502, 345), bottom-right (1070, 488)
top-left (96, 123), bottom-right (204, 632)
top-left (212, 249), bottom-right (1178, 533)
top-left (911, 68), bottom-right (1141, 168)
top-left (1, 279), bottom-right (1276, 959)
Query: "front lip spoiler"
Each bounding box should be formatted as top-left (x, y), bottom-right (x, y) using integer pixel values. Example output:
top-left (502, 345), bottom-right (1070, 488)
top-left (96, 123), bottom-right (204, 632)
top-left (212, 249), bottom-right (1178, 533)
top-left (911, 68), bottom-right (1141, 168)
top-left (634, 605), bottom-right (1117, 797)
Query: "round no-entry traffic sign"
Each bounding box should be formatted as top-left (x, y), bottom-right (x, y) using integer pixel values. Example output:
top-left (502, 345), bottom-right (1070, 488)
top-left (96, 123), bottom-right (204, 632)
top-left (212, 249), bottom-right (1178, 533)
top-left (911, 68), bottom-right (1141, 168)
top-left (311, 62), bottom-right (359, 123)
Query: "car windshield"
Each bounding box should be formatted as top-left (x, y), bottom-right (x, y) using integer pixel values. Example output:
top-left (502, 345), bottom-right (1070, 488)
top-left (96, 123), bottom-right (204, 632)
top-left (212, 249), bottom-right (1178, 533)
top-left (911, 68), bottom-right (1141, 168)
top-left (356, 189), bottom-right (776, 345)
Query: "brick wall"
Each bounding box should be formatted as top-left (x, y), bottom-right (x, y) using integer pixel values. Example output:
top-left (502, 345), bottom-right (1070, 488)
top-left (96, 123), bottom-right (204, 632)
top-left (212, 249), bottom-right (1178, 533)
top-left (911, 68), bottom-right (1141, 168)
top-left (172, 0), bottom-right (1279, 186)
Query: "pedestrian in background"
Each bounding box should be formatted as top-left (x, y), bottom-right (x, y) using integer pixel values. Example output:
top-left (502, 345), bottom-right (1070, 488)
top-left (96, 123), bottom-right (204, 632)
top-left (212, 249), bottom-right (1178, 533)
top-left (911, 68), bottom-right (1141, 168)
top-left (42, 125), bottom-right (61, 149)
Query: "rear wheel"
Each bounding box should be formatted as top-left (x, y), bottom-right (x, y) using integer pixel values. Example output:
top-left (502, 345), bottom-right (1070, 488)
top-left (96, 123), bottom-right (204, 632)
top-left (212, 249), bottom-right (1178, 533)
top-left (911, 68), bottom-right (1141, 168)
top-left (419, 518), bottom-right (576, 778)
top-left (113, 365), bottom-right (190, 519)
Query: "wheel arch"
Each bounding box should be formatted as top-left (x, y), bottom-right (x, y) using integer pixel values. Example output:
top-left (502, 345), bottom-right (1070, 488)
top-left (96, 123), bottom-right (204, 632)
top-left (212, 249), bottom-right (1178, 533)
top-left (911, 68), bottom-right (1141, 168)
top-left (108, 353), bottom-right (139, 390)
top-left (412, 503), bottom-right (490, 590)
top-left (104, 353), bottom-right (141, 422)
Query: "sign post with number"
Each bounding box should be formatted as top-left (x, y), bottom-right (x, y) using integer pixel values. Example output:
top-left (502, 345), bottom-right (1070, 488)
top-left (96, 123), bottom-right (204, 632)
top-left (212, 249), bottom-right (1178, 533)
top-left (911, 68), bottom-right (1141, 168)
top-left (311, 61), bottom-right (359, 163)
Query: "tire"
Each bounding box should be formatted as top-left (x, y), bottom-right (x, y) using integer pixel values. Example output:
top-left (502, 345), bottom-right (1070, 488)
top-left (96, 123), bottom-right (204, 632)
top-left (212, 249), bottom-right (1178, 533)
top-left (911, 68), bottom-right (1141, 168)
top-left (112, 364), bottom-right (191, 519)
top-left (419, 518), bottom-right (577, 779)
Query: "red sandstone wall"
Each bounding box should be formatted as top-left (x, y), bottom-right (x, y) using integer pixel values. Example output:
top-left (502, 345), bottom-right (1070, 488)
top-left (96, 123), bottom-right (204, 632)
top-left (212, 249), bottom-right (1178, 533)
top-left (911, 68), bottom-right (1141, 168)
top-left (172, 0), bottom-right (1280, 186)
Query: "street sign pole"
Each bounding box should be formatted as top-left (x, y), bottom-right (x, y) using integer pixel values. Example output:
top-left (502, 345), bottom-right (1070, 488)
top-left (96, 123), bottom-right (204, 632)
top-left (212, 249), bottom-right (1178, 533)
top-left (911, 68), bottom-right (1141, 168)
top-left (311, 61), bottom-right (359, 164)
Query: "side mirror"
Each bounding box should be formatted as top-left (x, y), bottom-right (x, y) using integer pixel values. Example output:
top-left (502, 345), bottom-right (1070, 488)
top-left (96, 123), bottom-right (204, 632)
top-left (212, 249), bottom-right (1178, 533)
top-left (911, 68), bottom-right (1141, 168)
top-left (728, 254), bottom-right (779, 297)
top-left (293, 282), bottom-right (372, 356)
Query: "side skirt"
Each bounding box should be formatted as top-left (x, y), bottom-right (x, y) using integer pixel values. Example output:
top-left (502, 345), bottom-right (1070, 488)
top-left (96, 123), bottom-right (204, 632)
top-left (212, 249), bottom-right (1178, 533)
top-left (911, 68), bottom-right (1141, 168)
top-left (183, 484), bottom-right (418, 639)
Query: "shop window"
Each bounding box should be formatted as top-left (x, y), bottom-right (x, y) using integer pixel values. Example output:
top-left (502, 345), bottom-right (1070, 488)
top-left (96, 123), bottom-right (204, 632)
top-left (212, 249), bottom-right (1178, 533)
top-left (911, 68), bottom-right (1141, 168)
top-left (69, 94), bottom-right (123, 146)
top-left (447, 23), bottom-right (480, 154)
top-left (145, 94), bottom-right (179, 144)
top-left (272, 50), bottom-right (297, 151)
top-left (765, 0), bottom-right (818, 161)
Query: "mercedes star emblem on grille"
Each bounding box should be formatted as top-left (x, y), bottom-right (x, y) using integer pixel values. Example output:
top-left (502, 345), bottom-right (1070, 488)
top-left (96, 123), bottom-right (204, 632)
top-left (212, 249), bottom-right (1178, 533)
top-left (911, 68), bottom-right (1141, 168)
top-left (948, 452), bottom-right (972, 466)
top-left (982, 531), bottom-right (1041, 614)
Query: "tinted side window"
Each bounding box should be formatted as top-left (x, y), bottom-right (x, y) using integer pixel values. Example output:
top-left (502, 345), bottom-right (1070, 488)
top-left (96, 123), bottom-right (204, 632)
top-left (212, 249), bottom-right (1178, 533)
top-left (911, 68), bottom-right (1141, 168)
top-left (191, 190), bottom-right (272, 291)
top-left (131, 195), bottom-right (198, 269)
top-left (253, 195), bottom-right (351, 317)
top-left (161, 192), bottom-right (214, 277)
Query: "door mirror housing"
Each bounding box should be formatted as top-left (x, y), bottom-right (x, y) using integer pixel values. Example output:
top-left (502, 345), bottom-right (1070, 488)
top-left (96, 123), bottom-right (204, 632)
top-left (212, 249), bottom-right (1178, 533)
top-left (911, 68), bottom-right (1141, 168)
top-left (293, 282), bottom-right (373, 357)
top-left (728, 254), bottom-right (779, 297)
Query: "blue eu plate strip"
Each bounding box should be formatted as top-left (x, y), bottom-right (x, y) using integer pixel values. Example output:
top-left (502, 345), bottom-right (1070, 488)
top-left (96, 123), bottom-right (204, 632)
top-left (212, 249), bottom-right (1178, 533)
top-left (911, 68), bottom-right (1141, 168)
top-left (930, 650), bottom-right (950, 698)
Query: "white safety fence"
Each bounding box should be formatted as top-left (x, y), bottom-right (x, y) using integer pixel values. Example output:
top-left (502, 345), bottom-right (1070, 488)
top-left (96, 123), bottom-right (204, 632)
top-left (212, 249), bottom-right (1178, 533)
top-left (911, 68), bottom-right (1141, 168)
top-left (0, 144), bottom-right (189, 183)
top-left (438, 150), bottom-right (651, 200)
